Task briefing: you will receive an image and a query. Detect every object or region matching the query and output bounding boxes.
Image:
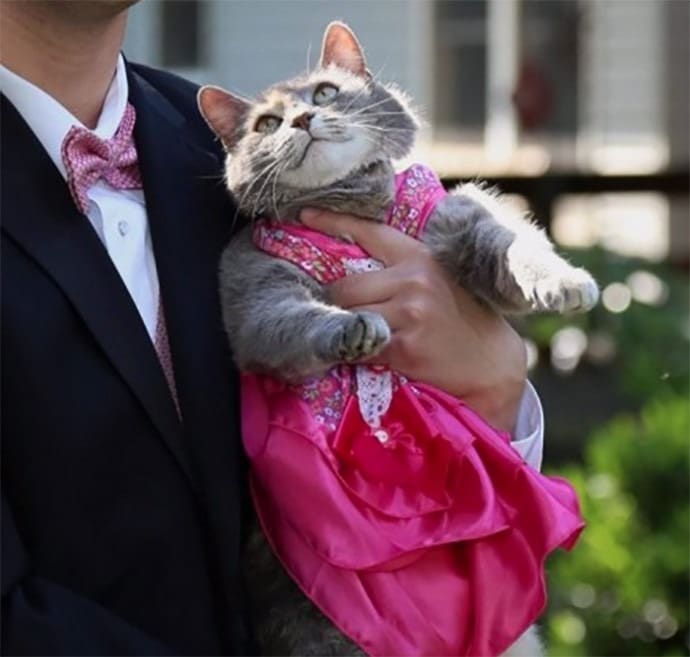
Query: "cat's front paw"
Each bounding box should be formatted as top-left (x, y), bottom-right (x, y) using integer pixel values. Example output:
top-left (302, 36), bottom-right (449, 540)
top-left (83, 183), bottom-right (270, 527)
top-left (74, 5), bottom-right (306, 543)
top-left (336, 311), bottom-right (391, 362)
top-left (531, 268), bottom-right (599, 313)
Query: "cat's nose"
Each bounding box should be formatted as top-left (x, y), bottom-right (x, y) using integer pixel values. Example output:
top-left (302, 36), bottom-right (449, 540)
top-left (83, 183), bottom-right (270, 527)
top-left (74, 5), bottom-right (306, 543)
top-left (291, 112), bottom-right (314, 130)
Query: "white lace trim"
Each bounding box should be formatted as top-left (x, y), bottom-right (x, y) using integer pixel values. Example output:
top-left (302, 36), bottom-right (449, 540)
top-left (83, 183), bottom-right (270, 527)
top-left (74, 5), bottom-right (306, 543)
top-left (342, 257), bottom-right (384, 275)
top-left (355, 366), bottom-right (393, 430)
top-left (344, 257), bottom-right (393, 440)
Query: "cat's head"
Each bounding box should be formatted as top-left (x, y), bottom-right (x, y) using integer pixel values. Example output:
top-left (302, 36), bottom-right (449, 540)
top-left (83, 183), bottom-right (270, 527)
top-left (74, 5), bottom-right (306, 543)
top-left (198, 21), bottom-right (419, 219)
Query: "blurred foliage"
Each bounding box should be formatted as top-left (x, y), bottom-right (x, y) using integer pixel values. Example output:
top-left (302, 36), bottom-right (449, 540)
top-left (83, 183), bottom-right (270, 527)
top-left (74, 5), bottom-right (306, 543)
top-left (518, 247), bottom-right (689, 404)
top-left (514, 247), bottom-right (689, 655)
top-left (544, 396), bottom-right (689, 655)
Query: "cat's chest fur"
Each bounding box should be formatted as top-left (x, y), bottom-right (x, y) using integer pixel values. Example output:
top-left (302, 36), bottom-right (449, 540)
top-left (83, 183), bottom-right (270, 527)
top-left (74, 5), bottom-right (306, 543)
top-left (247, 161), bottom-right (397, 223)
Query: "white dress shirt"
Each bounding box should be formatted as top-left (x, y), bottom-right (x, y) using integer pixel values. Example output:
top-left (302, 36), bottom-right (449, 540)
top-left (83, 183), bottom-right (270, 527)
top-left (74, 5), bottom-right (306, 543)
top-left (0, 56), bottom-right (545, 469)
top-left (0, 56), bottom-right (159, 339)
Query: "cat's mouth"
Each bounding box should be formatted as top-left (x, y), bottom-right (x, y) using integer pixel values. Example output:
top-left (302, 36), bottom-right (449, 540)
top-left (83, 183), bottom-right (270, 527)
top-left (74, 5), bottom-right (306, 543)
top-left (294, 135), bottom-right (353, 168)
top-left (294, 137), bottom-right (324, 167)
top-left (296, 141), bottom-right (383, 177)
top-left (279, 129), bottom-right (384, 190)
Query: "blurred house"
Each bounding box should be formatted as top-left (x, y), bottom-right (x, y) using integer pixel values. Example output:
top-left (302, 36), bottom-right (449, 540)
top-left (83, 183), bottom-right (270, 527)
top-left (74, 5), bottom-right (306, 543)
top-left (124, 0), bottom-right (689, 263)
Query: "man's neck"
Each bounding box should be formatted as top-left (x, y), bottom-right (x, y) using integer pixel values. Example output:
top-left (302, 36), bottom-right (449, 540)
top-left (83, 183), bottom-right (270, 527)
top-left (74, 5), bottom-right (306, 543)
top-left (0, 4), bottom-right (127, 128)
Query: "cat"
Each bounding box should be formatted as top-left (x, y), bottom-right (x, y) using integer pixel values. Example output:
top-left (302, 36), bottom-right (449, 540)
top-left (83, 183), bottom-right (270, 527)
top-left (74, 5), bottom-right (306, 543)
top-left (198, 21), bottom-right (595, 657)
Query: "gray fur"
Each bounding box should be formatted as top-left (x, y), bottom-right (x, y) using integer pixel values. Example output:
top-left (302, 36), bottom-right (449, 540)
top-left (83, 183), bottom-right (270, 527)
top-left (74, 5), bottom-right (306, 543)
top-left (245, 529), bottom-right (365, 656)
top-left (201, 20), bottom-right (597, 657)
top-left (423, 182), bottom-right (599, 314)
top-left (219, 228), bottom-right (390, 381)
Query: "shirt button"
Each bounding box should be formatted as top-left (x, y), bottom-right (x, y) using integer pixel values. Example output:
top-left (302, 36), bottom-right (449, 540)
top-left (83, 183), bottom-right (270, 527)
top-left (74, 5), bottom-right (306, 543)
top-left (118, 220), bottom-right (129, 236)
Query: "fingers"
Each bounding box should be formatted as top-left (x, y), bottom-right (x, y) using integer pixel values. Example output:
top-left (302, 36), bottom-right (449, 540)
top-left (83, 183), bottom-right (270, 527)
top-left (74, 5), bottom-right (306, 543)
top-left (300, 207), bottom-right (426, 267)
top-left (328, 269), bottom-right (400, 308)
top-left (329, 260), bottom-right (444, 314)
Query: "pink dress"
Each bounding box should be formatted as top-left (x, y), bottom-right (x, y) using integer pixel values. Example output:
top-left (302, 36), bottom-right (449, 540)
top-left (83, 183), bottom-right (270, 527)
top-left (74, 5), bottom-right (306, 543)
top-left (242, 165), bottom-right (584, 656)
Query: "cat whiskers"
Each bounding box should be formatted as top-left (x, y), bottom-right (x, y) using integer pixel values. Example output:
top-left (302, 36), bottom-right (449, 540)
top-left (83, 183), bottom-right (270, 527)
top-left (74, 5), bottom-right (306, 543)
top-left (249, 158), bottom-right (287, 219)
top-left (348, 96), bottom-right (398, 118)
top-left (351, 123), bottom-right (408, 153)
top-left (351, 123), bottom-right (414, 145)
top-left (248, 141), bottom-right (294, 218)
top-left (270, 160), bottom-right (290, 220)
top-left (305, 42), bottom-right (313, 75)
top-left (353, 111), bottom-right (412, 118)
top-left (235, 156), bottom-right (285, 222)
top-left (319, 116), bottom-right (349, 140)
top-left (235, 158), bottom-right (279, 216)
top-left (340, 62), bottom-right (388, 113)
top-left (351, 120), bottom-right (413, 132)
top-left (356, 130), bottom-right (391, 153)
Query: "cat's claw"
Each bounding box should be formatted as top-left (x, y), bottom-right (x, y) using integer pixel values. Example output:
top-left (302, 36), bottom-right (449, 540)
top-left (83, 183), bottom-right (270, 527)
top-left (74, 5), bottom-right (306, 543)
top-left (338, 311), bottom-right (391, 361)
top-left (531, 268), bottom-right (599, 314)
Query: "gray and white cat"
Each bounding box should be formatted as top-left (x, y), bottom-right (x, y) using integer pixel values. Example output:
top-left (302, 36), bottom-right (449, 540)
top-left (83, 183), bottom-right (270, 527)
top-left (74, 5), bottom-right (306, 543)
top-left (199, 21), bottom-right (596, 657)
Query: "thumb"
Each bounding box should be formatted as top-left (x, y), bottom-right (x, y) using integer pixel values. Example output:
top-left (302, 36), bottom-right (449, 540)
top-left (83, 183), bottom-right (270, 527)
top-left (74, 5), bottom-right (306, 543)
top-left (300, 208), bottom-right (423, 266)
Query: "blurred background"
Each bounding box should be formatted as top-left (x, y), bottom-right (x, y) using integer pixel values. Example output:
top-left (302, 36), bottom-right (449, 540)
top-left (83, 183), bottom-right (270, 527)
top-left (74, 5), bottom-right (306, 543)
top-left (124, 1), bottom-right (689, 655)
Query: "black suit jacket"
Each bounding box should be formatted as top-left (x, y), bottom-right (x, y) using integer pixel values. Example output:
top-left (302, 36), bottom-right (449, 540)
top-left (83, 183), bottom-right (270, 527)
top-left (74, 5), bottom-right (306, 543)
top-left (1, 62), bottom-right (253, 655)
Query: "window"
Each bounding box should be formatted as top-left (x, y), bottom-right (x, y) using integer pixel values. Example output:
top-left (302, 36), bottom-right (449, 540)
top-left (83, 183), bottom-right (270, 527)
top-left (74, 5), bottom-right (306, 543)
top-left (161, 0), bottom-right (203, 69)
top-left (434, 0), bottom-right (488, 132)
top-left (517, 1), bottom-right (579, 136)
top-left (433, 0), bottom-right (579, 138)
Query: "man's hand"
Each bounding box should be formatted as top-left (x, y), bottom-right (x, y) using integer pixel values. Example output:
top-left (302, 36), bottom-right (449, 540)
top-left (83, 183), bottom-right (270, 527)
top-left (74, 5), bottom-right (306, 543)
top-left (301, 208), bottom-right (528, 433)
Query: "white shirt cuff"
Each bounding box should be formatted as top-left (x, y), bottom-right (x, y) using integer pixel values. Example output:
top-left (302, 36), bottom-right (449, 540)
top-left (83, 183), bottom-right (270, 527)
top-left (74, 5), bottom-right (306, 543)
top-left (510, 381), bottom-right (544, 472)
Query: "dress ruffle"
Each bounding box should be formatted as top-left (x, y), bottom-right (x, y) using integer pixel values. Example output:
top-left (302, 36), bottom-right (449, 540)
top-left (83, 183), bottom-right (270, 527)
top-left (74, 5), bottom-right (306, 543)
top-left (242, 375), bottom-right (584, 656)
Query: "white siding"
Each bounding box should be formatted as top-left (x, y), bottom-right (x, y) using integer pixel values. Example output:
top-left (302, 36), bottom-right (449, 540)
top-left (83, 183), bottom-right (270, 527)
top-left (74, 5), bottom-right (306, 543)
top-left (124, 0), bottom-right (433, 111)
top-left (122, 0), bottom-right (685, 176)
top-left (578, 0), bottom-right (668, 171)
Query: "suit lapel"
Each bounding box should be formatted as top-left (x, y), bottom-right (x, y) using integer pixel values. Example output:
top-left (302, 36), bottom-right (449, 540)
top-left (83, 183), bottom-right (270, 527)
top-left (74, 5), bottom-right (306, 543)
top-left (128, 72), bottom-right (252, 635)
top-left (127, 69), bottom-right (238, 446)
top-left (0, 95), bottom-right (197, 491)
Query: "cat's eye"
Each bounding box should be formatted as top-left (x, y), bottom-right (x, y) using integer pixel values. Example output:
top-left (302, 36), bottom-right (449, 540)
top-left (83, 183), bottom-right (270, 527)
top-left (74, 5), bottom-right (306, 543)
top-left (254, 115), bottom-right (282, 134)
top-left (313, 83), bottom-right (339, 106)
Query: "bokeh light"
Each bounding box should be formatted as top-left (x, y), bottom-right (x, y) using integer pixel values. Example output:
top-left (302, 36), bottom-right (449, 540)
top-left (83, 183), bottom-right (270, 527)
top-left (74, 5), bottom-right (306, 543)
top-left (602, 282), bottom-right (632, 313)
top-left (627, 270), bottom-right (669, 306)
top-left (550, 326), bottom-right (588, 373)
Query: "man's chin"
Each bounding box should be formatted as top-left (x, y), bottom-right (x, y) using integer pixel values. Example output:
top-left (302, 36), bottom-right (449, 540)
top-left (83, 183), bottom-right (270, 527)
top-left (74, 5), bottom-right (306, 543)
top-left (40, 0), bottom-right (140, 21)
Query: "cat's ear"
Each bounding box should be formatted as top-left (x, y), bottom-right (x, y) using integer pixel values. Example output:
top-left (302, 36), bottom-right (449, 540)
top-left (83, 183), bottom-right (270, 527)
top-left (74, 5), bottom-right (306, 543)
top-left (197, 85), bottom-right (251, 150)
top-left (319, 21), bottom-right (371, 78)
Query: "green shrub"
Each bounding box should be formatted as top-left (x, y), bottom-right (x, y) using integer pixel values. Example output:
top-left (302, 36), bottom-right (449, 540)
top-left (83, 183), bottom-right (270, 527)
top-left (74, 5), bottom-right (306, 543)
top-left (544, 395), bottom-right (690, 656)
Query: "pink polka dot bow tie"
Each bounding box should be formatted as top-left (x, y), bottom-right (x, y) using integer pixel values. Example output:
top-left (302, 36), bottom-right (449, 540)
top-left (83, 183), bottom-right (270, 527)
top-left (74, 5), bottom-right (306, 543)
top-left (61, 102), bottom-right (143, 214)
